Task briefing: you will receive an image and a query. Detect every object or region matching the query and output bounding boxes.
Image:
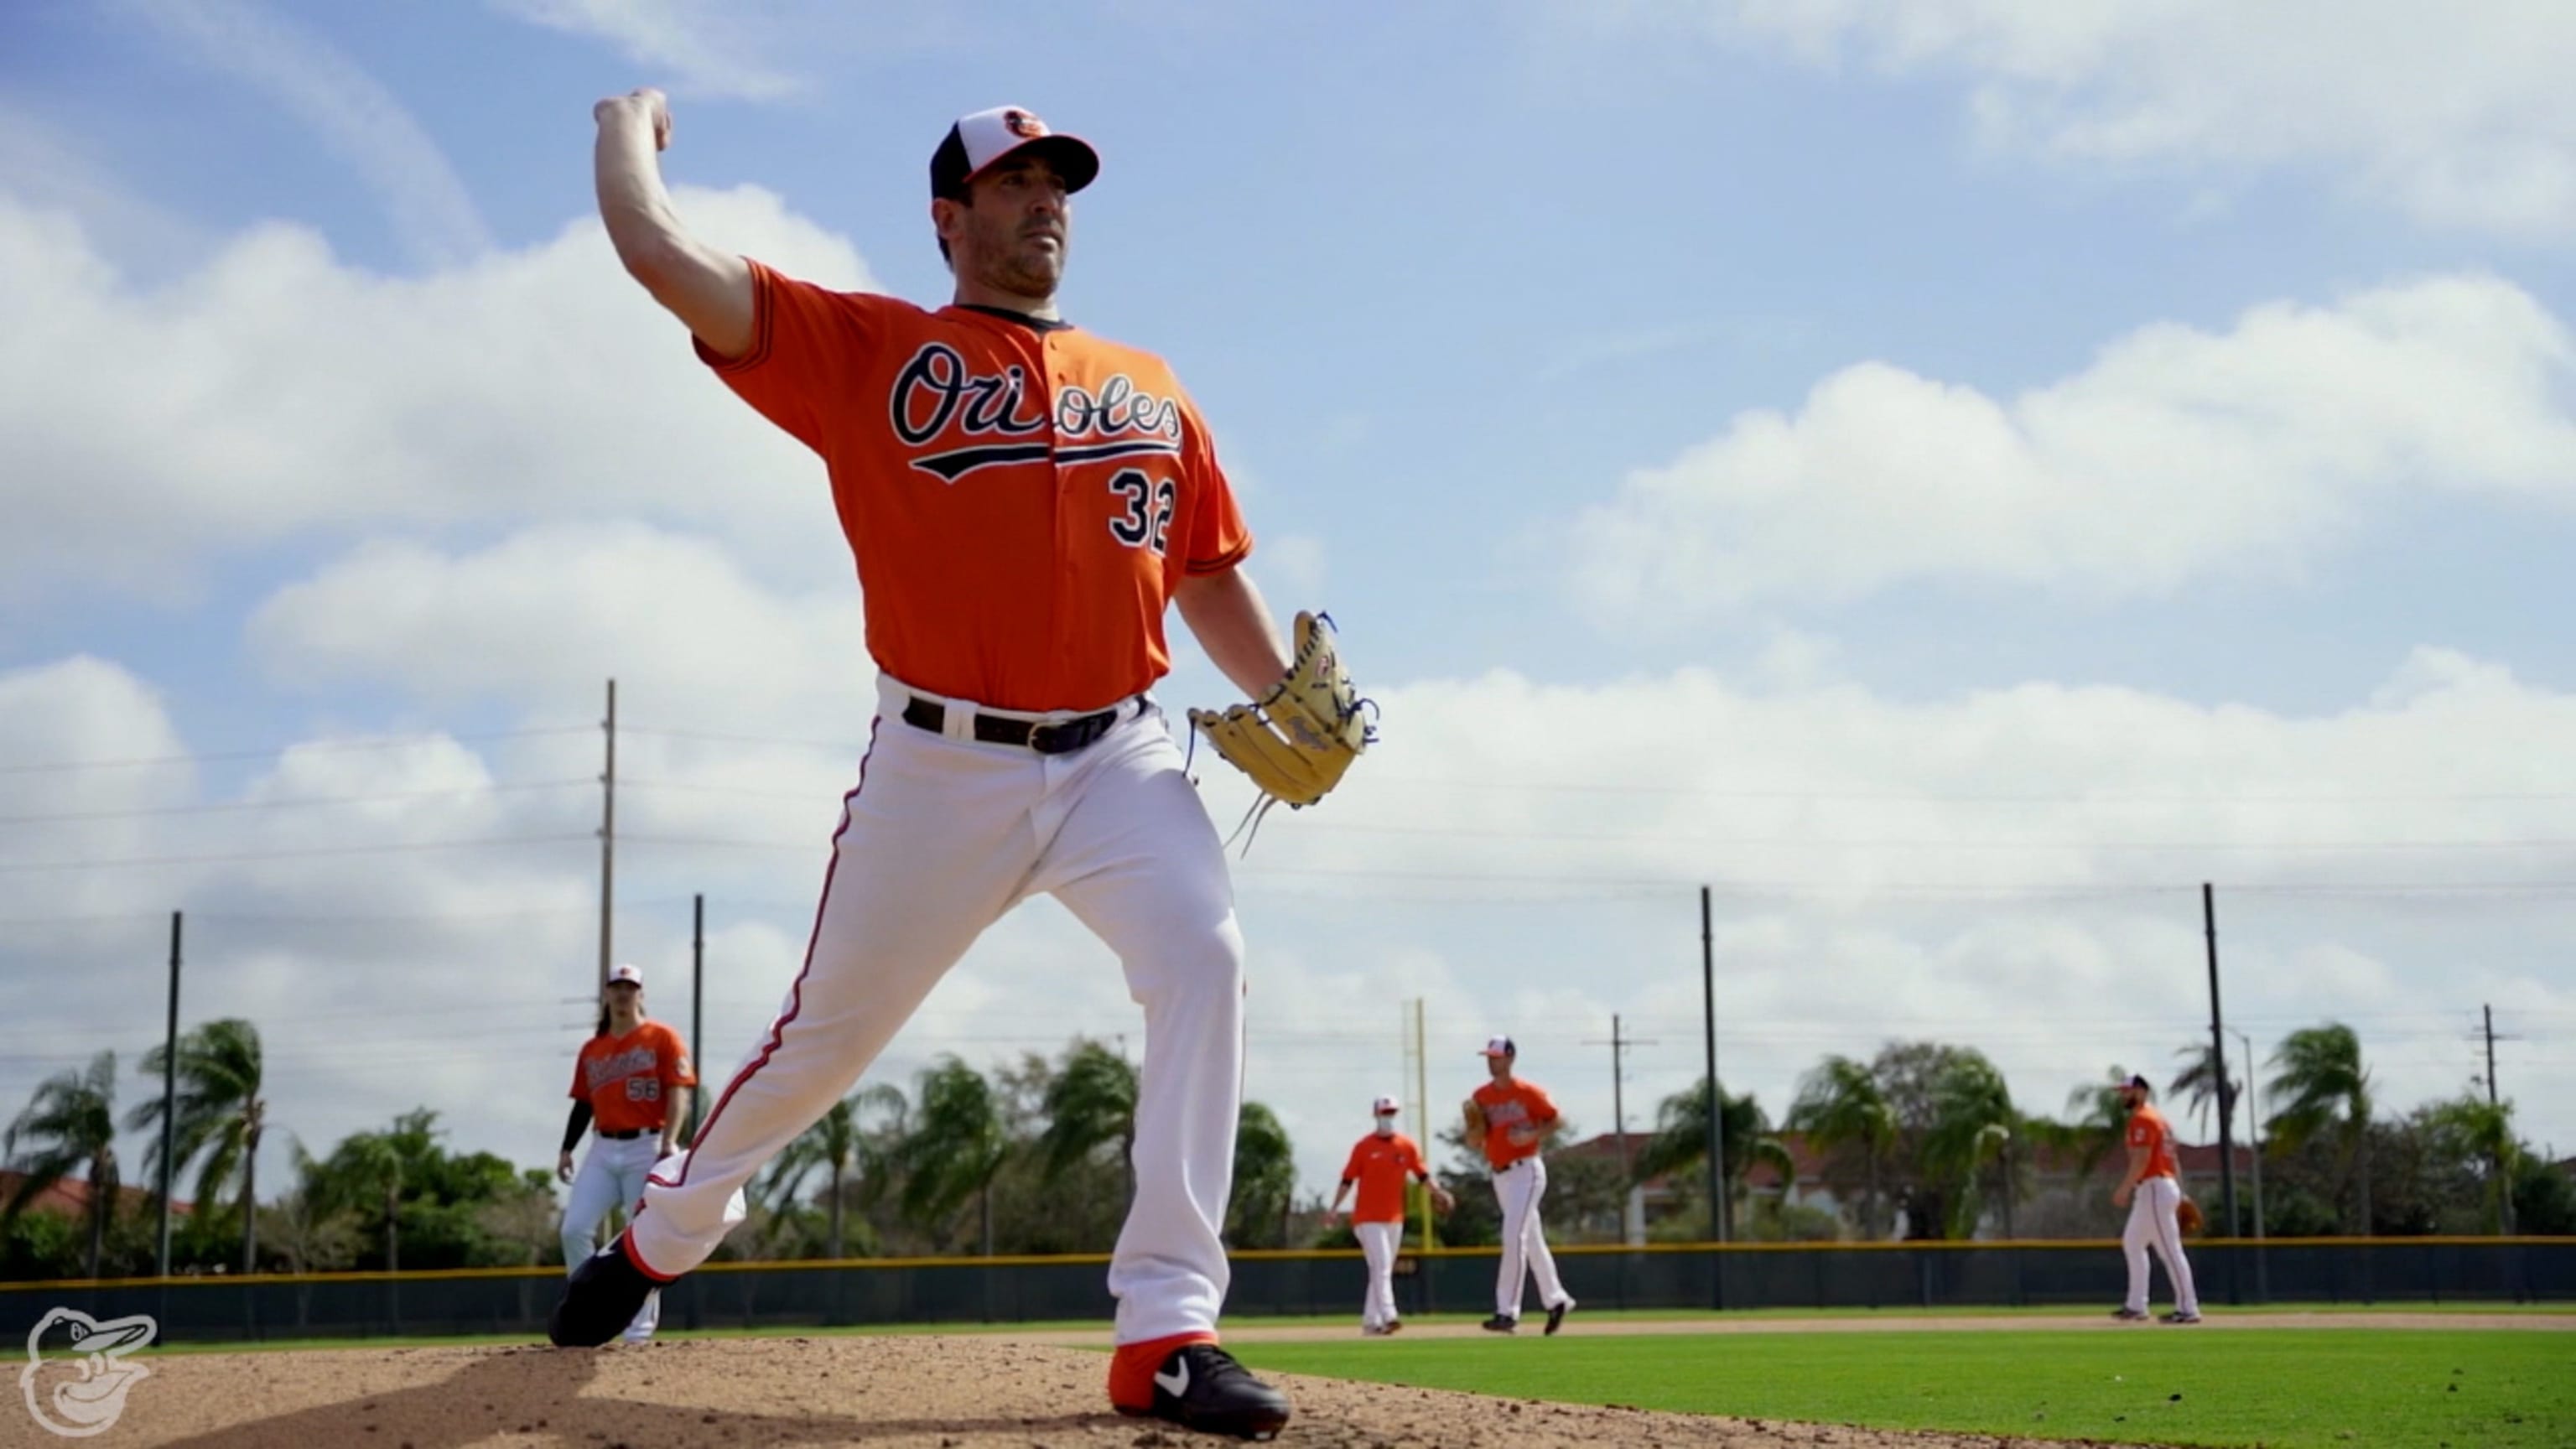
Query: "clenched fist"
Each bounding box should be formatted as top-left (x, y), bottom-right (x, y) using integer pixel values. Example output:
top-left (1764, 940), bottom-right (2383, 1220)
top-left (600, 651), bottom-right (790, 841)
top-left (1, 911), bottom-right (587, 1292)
top-left (595, 87), bottom-right (673, 151)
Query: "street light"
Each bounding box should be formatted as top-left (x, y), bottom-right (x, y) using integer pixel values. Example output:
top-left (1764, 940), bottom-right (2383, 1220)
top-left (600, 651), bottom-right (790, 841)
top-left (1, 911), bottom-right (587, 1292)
top-left (2229, 1029), bottom-right (2264, 1241)
top-left (2231, 1027), bottom-right (2267, 1306)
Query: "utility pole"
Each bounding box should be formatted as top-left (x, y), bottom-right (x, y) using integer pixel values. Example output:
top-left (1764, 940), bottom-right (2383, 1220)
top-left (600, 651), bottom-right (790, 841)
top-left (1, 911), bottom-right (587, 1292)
top-left (2482, 1005), bottom-right (2503, 1110)
top-left (155, 911), bottom-right (181, 1278)
top-left (1411, 998), bottom-right (1433, 1252)
top-left (1701, 886), bottom-right (1727, 1260)
top-left (598, 678), bottom-right (617, 989)
top-left (2202, 884), bottom-right (2238, 1239)
top-left (1586, 1014), bottom-right (1659, 1247)
top-left (1581, 1015), bottom-right (1660, 1179)
top-left (689, 893), bottom-right (706, 1145)
top-left (2476, 1005), bottom-right (2520, 1234)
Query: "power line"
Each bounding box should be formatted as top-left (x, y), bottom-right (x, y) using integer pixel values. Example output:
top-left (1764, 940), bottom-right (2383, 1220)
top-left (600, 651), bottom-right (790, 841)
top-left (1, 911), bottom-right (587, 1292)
top-left (0, 778), bottom-right (595, 825)
top-left (0, 833), bottom-right (593, 873)
top-left (0, 726), bottom-right (592, 776)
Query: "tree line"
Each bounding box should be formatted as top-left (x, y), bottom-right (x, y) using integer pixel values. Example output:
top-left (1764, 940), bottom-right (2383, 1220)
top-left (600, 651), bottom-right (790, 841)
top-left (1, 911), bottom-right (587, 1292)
top-left (5, 1018), bottom-right (2569, 1282)
top-left (0, 1028), bottom-right (1301, 1280)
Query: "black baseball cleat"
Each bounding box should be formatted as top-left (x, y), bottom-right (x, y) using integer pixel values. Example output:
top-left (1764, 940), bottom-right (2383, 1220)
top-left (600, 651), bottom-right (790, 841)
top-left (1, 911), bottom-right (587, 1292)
top-left (1114, 1343), bottom-right (1291, 1441)
top-left (2109, 1306), bottom-right (2150, 1322)
top-left (548, 1235), bottom-right (659, 1348)
top-left (1545, 1299), bottom-right (1574, 1336)
top-left (2163, 1311), bottom-right (2204, 1325)
top-left (1479, 1313), bottom-right (1518, 1333)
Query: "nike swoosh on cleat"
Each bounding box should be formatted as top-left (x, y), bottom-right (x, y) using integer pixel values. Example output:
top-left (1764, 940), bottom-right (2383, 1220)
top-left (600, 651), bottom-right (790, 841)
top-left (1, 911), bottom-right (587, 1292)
top-left (1154, 1362), bottom-right (1190, 1397)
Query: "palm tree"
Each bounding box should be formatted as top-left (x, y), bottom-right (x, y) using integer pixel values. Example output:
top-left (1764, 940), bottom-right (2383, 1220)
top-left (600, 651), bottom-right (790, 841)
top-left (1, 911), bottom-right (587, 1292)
top-left (765, 1085), bottom-right (903, 1259)
top-left (2426, 1096), bottom-right (2519, 1234)
top-left (1785, 1055), bottom-right (1897, 1239)
top-left (260, 1140), bottom-right (362, 1275)
top-left (319, 1133), bottom-right (407, 1272)
top-left (128, 1018), bottom-right (267, 1274)
top-left (2054, 1072), bottom-right (2134, 1181)
top-left (3, 1052), bottom-right (121, 1279)
top-left (1228, 1100), bottom-right (1297, 1248)
top-left (1038, 1039), bottom-right (1139, 1204)
top-left (1634, 1078), bottom-right (1794, 1239)
top-left (2267, 1023), bottom-right (2373, 1233)
top-left (1924, 1052), bottom-right (2019, 1239)
top-left (895, 1057), bottom-right (1010, 1254)
top-left (2168, 1041), bottom-right (2235, 1144)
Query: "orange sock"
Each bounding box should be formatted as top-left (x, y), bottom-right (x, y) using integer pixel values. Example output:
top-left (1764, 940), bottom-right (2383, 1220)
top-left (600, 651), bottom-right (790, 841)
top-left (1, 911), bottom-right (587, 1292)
top-left (1107, 1329), bottom-right (1219, 1411)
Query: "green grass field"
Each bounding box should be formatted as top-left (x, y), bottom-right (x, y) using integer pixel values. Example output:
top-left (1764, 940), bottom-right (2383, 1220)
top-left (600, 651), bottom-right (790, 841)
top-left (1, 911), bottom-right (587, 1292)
top-left (1235, 1329), bottom-right (2576, 1449)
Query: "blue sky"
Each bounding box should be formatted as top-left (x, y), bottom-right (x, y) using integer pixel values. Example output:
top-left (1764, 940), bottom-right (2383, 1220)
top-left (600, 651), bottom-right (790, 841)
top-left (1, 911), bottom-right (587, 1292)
top-left (5, 0), bottom-right (2575, 1220)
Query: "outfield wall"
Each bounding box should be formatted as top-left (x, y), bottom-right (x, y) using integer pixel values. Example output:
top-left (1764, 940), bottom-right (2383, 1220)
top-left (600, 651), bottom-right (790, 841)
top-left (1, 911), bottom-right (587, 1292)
top-left (4, 1238), bottom-right (2567, 1345)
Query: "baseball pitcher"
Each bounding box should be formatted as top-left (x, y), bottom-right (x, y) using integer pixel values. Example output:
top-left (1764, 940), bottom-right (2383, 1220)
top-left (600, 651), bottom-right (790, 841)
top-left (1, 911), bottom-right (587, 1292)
top-left (558, 962), bottom-right (695, 1345)
top-left (1326, 1094), bottom-right (1453, 1336)
top-left (558, 93), bottom-right (1369, 1441)
top-left (2110, 1073), bottom-right (2203, 1324)
top-left (1467, 1036), bottom-right (1576, 1335)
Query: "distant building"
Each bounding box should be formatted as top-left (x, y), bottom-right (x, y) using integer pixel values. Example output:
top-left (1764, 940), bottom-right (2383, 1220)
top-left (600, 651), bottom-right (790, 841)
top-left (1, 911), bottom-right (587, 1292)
top-left (0, 1171), bottom-right (190, 1222)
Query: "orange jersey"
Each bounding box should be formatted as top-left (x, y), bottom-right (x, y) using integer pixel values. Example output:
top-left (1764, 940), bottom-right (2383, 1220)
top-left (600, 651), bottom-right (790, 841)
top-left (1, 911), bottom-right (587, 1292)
top-left (700, 262), bottom-right (1253, 712)
top-left (570, 1021), bottom-right (697, 1135)
top-left (1472, 1078), bottom-right (1559, 1171)
top-left (1339, 1132), bottom-right (1429, 1224)
top-left (2127, 1103), bottom-right (2179, 1181)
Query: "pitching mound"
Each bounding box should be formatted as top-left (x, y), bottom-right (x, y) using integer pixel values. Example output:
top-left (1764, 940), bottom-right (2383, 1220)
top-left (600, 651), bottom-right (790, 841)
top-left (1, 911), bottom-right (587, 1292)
top-left (92, 1335), bottom-right (2109, 1448)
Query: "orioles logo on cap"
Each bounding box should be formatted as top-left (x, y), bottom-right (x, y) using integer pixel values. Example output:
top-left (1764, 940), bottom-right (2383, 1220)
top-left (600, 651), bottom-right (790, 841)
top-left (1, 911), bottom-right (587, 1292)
top-left (1004, 109), bottom-right (1047, 138)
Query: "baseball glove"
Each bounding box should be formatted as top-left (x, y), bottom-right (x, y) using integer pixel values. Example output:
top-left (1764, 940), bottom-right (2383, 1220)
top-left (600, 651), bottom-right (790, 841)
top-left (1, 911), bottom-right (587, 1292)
top-left (1461, 1098), bottom-right (1488, 1154)
top-left (1188, 610), bottom-right (1374, 812)
top-left (2176, 1196), bottom-right (2206, 1236)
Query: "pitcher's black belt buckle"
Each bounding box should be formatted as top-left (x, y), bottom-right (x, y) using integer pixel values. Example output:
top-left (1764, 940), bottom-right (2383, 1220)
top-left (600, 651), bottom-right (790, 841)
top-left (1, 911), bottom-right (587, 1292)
top-left (901, 697), bottom-right (1129, 756)
top-left (599, 1128), bottom-right (647, 1140)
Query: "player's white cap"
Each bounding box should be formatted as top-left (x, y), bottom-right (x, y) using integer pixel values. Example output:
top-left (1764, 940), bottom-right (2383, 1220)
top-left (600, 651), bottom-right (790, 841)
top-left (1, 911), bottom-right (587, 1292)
top-left (1371, 1095), bottom-right (1400, 1116)
top-left (1479, 1035), bottom-right (1516, 1057)
top-left (930, 106), bottom-right (1099, 200)
top-left (606, 963), bottom-right (644, 987)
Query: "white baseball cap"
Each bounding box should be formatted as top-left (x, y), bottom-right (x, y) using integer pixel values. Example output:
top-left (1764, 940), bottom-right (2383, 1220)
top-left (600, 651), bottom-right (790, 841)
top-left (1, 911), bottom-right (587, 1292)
top-left (1371, 1095), bottom-right (1400, 1116)
top-left (1479, 1036), bottom-right (1516, 1057)
top-left (930, 106), bottom-right (1099, 200)
top-left (606, 963), bottom-right (644, 988)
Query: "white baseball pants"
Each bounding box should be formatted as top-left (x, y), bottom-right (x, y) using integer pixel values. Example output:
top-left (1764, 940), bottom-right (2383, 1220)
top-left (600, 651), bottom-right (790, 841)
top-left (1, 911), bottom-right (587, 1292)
top-left (1492, 1156), bottom-right (1570, 1320)
top-left (562, 1133), bottom-right (663, 1341)
top-left (1353, 1219), bottom-right (1403, 1328)
top-left (2122, 1175), bottom-right (2199, 1316)
top-left (631, 678), bottom-right (1245, 1345)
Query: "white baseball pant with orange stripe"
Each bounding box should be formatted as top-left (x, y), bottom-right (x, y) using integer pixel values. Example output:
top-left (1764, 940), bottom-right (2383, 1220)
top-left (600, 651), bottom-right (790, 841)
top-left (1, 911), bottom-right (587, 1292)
top-left (1493, 1155), bottom-right (1571, 1321)
top-left (2122, 1175), bottom-right (2199, 1316)
top-left (560, 1133), bottom-right (663, 1342)
top-left (626, 675), bottom-right (1246, 1345)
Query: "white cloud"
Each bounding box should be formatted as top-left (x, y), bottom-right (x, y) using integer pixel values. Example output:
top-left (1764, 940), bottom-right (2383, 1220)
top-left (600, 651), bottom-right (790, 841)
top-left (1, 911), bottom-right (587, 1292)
top-left (0, 106), bottom-right (209, 277)
top-left (1656, 0), bottom-right (2576, 235)
top-left (491, 0), bottom-right (802, 101)
top-left (0, 184), bottom-right (873, 595)
top-left (123, 0), bottom-right (492, 265)
top-left (247, 522), bottom-right (869, 719)
top-left (1568, 275), bottom-right (2576, 622)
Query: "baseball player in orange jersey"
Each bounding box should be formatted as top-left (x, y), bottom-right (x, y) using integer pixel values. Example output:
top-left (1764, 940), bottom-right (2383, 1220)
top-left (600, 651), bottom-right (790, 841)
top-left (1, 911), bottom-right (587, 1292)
top-left (557, 963), bottom-right (696, 1345)
top-left (1467, 1036), bottom-right (1576, 1335)
top-left (2110, 1073), bottom-right (2203, 1324)
top-left (1327, 1095), bottom-right (1454, 1335)
top-left (559, 91), bottom-right (1321, 1439)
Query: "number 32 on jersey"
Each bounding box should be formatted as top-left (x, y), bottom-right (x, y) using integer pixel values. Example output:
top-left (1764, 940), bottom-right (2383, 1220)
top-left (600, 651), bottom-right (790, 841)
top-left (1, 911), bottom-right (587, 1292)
top-left (1107, 468), bottom-right (1176, 554)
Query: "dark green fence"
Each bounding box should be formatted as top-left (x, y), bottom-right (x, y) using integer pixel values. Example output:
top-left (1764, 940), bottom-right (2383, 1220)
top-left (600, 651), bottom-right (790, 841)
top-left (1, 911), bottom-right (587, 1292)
top-left (5, 1239), bottom-right (2566, 1346)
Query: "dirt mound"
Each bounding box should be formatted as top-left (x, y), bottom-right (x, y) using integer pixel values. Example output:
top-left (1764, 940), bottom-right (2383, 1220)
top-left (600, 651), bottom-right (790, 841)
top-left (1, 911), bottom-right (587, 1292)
top-left (84, 1335), bottom-right (2110, 1448)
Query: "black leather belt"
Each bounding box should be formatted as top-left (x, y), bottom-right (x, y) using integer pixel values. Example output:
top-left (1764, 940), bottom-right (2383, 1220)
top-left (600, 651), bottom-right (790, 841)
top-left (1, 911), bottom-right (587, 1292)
top-left (901, 697), bottom-right (1128, 755)
top-left (599, 1128), bottom-right (647, 1140)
